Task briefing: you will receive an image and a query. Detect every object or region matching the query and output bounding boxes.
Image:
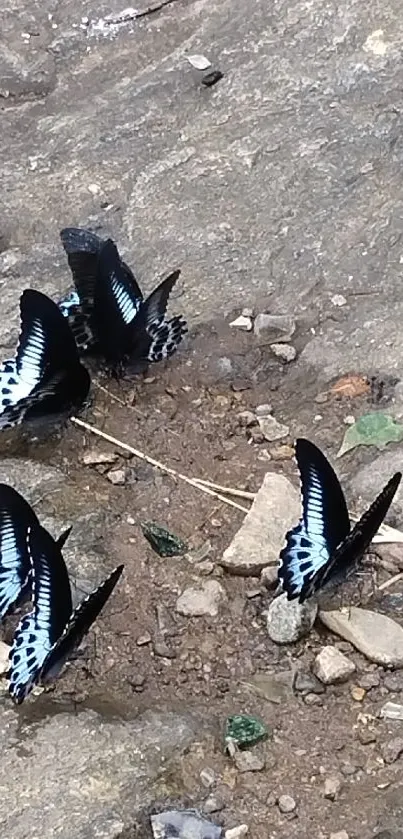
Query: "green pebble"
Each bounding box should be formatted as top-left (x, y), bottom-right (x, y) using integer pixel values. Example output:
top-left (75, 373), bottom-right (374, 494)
top-left (224, 714), bottom-right (269, 750)
top-left (141, 521), bottom-right (188, 557)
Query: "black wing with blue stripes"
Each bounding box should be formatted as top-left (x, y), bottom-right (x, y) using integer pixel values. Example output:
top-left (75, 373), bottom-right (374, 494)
top-left (8, 524), bottom-right (73, 704)
top-left (278, 438), bottom-right (351, 600)
top-left (0, 485), bottom-right (39, 620)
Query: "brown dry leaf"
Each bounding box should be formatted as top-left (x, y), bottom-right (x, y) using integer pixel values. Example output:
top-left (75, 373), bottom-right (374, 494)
top-left (330, 374), bottom-right (370, 399)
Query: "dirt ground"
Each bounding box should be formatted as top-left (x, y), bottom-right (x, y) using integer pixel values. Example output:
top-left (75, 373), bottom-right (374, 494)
top-left (3, 321), bottom-right (403, 839)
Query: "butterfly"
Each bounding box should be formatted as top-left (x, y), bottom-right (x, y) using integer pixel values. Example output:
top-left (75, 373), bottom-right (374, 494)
top-left (8, 518), bottom-right (124, 704)
top-left (58, 227), bottom-right (187, 371)
top-left (0, 483), bottom-right (71, 621)
top-left (0, 289), bottom-right (91, 431)
top-left (278, 438), bottom-right (402, 603)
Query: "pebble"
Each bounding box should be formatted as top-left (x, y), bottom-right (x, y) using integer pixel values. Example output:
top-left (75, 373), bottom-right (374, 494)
top-left (151, 810), bottom-right (222, 839)
top-left (323, 774), bottom-right (343, 801)
top-left (357, 728), bottom-right (376, 745)
top-left (260, 565), bottom-right (278, 589)
top-left (230, 315), bottom-right (253, 331)
top-left (81, 450), bottom-right (118, 466)
top-left (340, 761), bottom-right (358, 777)
top-left (175, 580), bottom-right (226, 617)
top-left (253, 313), bottom-right (295, 341)
top-left (267, 593), bottom-right (318, 644)
top-left (270, 343), bottom-right (297, 363)
top-left (255, 403), bottom-right (272, 417)
top-left (200, 767), bottom-right (217, 788)
top-left (136, 633), bottom-right (152, 646)
top-left (380, 701), bottom-right (403, 721)
top-left (319, 607), bottom-right (403, 667)
top-left (203, 795), bottom-right (224, 815)
top-left (224, 827), bottom-right (249, 839)
top-left (257, 415), bottom-right (289, 442)
top-left (237, 411), bottom-right (257, 427)
top-left (350, 686), bottom-right (366, 702)
top-left (234, 749), bottom-right (265, 773)
top-left (313, 646), bottom-right (356, 685)
top-left (277, 795), bottom-right (297, 814)
top-left (384, 672), bottom-right (403, 692)
top-left (269, 444), bottom-right (295, 460)
top-left (304, 693), bottom-right (324, 706)
top-left (107, 467), bottom-right (127, 485)
top-left (249, 427), bottom-right (265, 444)
top-left (153, 636), bottom-right (176, 658)
top-left (220, 473), bottom-right (300, 576)
top-left (129, 673), bottom-right (146, 691)
top-left (357, 672), bottom-right (380, 690)
top-left (330, 832), bottom-right (349, 839)
top-left (0, 641), bottom-right (10, 675)
top-left (294, 671), bottom-right (325, 695)
top-left (380, 737), bottom-right (403, 764)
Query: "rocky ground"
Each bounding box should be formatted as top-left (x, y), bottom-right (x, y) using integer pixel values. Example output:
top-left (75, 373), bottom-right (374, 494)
top-left (2, 0), bottom-right (403, 837)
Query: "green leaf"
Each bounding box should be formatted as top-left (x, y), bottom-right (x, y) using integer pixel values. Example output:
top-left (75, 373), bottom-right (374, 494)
top-left (224, 714), bottom-right (270, 751)
top-left (337, 412), bottom-right (403, 457)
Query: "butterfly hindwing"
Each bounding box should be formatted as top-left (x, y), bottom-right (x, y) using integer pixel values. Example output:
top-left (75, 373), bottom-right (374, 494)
top-left (0, 485), bottom-right (40, 619)
top-left (8, 525), bottom-right (73, 704)
top-left (278, 439), bottom-right (351, 600)
top-left (300, 470), bottom-right (402, 601)
top-left (41, 564), bottom-right (124, 685)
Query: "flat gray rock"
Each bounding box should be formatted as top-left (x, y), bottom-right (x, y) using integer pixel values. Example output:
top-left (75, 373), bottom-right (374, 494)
top-left (220, 473), bottom-right (300, 576)
top-left (151, 809), bottom-right (222, 839)
top-left (0, 708), bottom-right (208, 839)
top-left (319, 607), bottom-right (403, 667)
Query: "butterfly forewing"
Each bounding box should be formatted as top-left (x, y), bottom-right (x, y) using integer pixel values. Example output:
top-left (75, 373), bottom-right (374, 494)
top-left (93, 239), bottom-right (142, 364)
top-left (278, 439), bottom-right (351, 600)
top-left (300, 470), bottom-right (402, 602)
top-left (41, 564), bottom-right (124, 684)
top-left (8, 525), bottom-right (73, 704)
top-left (0, 485), bottom-right (39, 619)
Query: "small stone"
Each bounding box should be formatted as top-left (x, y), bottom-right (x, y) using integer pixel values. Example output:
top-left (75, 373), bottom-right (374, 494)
top-left (340, 761), bottom-right (358, 777)
top-left (220, 473), bottom-right (300, 576)
top-left (203, 795), bottom-right (224, 814)
top-left (200, 767), bottom-right (217, 788)
top-left (230, 315), bottom-right (253, 331)
top-left (129, 673), bottom-right (146, 691)
top-left (313, 646), bottom-right (356, 685)
top-left (304, 693), bottom-right (323, 706)
top-left (254, 313), bottom-right (295, 341)
top-left (257, 415), bottom-right (289, 442)
top-left (381, 737), bottom-right (403, 764)
top-left (384, 672), bottom-right (403, 692)
top-left (0, 641), bottom-right (10, 675)
top-left (82, 450), bottom-right (118, 466)
top-left (237, 411), bottom-right (257, 427)
top-left (319, 608), bottom-right (403, 667)
top-left (234, 749), bottom-right (265, 773)
top-left (351, 686), bottom-right (366, 702)
top-left (255, 403), bottom-right (272, 417)
top-left (107, 467), bottom-right (127, 485)
top-left (260, 565), bottom-right (278, 589)
top-left (357, 729), bottom-right (377, 745)
top-left (224, 826), bottom-right (249, 839)
top-left (270, 343), bottom-right (297, 363)
top-left (294, 671), bottom-right (325, 695)
top-left (277, 794), bottom-right (296, 814)
top-left (242, 307), bottom-right (254, 318)
top-left (224, 714), bottom-right (269, 750)
top-left (186, 53), bottom-right (212, 70)
top-left (136, 633), bottom-right (152, 646)
top-left (141, 522), bottom-right (188, 557)
top-left (323, 774), bottom-right (343, 800)
top-left (357, 672), bottom-right (380, 690)
top-left (153, 635), bottom-right (176, 658)
top-left (249, 427), bottom-right (265, 444)
top-left (330, 832), bottom-right (349, 839)
top-left (331, 294), bottom-right (347, 307)
top-left (269, 444), bottom-right (295, 460)
top-left (176, 580), bottom-right (226, 617)
top-left (380, 701), bottom-right (403, 720)
top-left (151, 810), bottom-right (222, 839)
top-left (267, 593), bottom-right (318, 644)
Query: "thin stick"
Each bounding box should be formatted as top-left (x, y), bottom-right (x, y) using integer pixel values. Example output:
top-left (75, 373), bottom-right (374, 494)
top-left (71, 417), bottom-right (249, 513)
top-left (378, 572), bottom-right (403, 592)
top-left (193, 478), bottom-right (256, 500)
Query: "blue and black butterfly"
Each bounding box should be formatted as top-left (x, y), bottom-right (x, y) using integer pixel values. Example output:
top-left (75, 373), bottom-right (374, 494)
top-left (58, 227), bottom-right (187, 372)
top-left (0, 289), bottom-right (90, 430)
top-left (278, 438), bottom-right (402, 603)
top-left (0, 484), bottom-right (70, 622)
top-left (7, 510), bottom-right (124, 704)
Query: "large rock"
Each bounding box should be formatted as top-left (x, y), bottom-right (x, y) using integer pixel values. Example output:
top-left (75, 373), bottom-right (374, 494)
top-left (319, 608), bottom-right (403, 667)
top-left (266, 592), bottom-right (318, 644)
top-left (220, 473), bottom-right (300, 576)
top-left (0, 707), bottom-right (208, 839)
top-left (350, 451), bottom-right (403, 520)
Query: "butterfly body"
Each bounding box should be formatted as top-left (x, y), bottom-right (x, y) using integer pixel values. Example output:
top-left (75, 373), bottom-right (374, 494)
top-left (58, 227), bottom-right (187, 371)
top-left (278, 438), bottom-right (402, 603)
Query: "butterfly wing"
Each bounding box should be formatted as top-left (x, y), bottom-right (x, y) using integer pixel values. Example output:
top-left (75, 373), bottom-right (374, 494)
top-left (147, 315), bottom-right (188, 363)
top-left (0, 290), bottom-right (90, 430)
top-left (8, 525), bottom-right (73, 704)
top-left (278, 438), bottom-right (351, 600)
top-left (93, 239), bottom-right (142, 365)
top-left (127, 270), bottom-right (187, 363)
top-left (40, 564), bottom-right (124, 685)
top-left (0, 484), bottom-right (40, 619)
top-left (300, 470), bottom-right (402, 602)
